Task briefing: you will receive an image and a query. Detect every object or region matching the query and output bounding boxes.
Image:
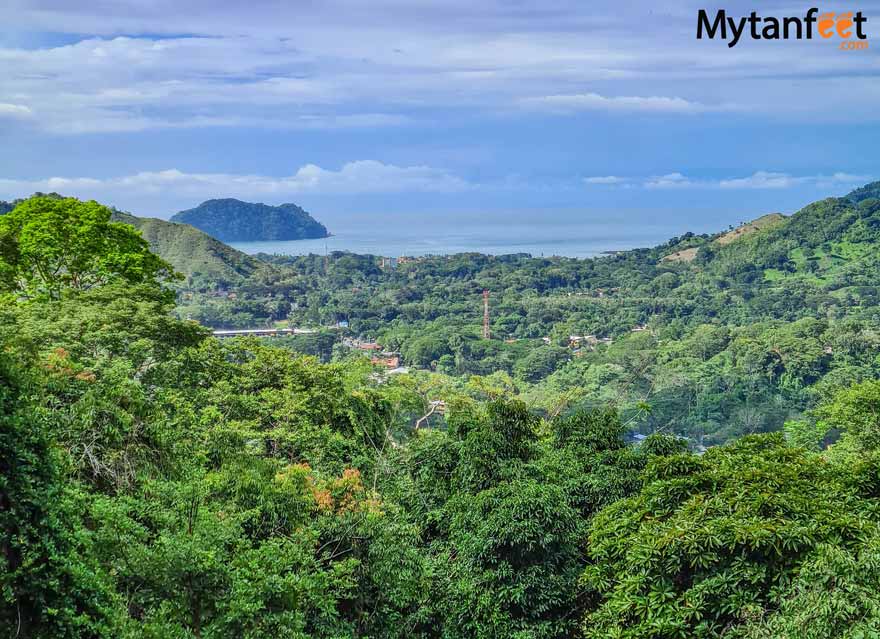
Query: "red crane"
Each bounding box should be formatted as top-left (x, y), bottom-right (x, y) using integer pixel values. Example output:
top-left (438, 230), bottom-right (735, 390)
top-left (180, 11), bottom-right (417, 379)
top-left (482, 289), bottom-right (490, 339)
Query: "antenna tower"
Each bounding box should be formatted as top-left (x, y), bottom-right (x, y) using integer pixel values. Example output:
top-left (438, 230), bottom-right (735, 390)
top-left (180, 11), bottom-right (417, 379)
top-left (482, 289), bottom-right (490, 339)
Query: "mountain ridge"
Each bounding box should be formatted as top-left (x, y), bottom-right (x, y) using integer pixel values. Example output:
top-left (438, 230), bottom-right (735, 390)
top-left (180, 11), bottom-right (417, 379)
top-left (110, 210), bottom-right (263, 286)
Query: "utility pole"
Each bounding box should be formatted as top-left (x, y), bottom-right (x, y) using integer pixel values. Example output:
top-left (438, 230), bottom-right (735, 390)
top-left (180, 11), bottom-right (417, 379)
top-left (482, 289), bottom-right (490, 339)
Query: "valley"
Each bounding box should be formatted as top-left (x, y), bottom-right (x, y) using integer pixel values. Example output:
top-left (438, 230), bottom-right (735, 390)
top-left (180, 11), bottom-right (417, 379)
top-left (130, 184), bottom-right (880, 446)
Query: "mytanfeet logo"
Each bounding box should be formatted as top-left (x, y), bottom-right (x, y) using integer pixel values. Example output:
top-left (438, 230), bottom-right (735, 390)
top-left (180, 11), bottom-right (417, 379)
top-left (698, 8), bottom-right (868, 49)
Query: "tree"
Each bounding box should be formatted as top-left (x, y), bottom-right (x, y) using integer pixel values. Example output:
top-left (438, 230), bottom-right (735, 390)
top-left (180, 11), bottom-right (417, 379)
top-left (815, 380), bottom-right (880, 454)
top-left (0, 196), bottom-right (175, 300)
top-left (728, 529), bottom-right (880, 639)
top-left (582, 434), bottom-right (872, 638)
top-left (0, 354), bottom-right (122, 637)
top-left (434, 400), bottom-right (583, 638)
top-left (439, 479), bottom-right (582, 639)
top-left (513, 346), bottom-right (569, 382)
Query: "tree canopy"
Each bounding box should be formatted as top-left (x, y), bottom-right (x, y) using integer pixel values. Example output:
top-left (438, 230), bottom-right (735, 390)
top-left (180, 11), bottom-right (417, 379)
top-left (0, 196), bottom-right (175, 300)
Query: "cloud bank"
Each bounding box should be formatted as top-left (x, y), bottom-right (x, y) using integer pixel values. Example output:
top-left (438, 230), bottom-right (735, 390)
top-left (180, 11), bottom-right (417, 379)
top-left (521, 93), bottom-right (724, 114)
top-left (583, 171), bottom-right (873, 190)
top-left (2, 1), bottom-right (879, 135)
top-left (0, 161), bottom-right (470, 204)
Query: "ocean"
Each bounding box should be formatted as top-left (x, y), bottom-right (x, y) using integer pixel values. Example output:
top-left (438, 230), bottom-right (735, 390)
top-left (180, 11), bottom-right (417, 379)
top-left (228, 209), bottom-right (721, 258)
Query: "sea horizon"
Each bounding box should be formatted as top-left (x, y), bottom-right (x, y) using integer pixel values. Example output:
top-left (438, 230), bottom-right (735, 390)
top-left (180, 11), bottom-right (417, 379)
top-left (228, 208), bottom-right (736, 258)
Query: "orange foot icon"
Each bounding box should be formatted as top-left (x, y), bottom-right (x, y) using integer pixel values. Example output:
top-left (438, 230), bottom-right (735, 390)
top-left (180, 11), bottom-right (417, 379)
top-left (818, 12), bottom-right (836, 38)
top-left (836, 12), bottom-right (854, 38)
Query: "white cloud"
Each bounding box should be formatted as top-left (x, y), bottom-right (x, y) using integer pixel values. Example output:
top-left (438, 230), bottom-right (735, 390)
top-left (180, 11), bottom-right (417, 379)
top-left (45, 112), bottom-right (412, 135)
top-left (521, 93), bottom-right (716, 114)
top-left (283, 160), bottom-right (470, 193)
top-left (644, 172), bottom-right (696, 189)
top-left (0, 35), bottom-right (418, 134)
top-left (643, 171), bottom-right (873, 191)
top-left (0, 161), bottom-right (470, 204)
top-left (718, 171), bottom-right (798, 189)
top-left (719, 171), bottom-right (873, 190)
top-left (1, 12), bottom-right (873, 137)
top-left (0, 0), bottom-right (879, 146)
top-left (823, 172), bottom-right (874, 184)
top-left (584, 175), bottom-right (626, 185)
top-left (0, 103), bottom-right (32, 118)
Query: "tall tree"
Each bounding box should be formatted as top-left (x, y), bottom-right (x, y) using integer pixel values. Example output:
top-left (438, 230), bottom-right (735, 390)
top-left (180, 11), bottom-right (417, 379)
top-left (0, 196), bottom-right (175, 300)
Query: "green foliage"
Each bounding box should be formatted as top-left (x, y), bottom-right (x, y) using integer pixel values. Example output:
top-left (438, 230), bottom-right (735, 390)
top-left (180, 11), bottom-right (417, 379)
top-left (456, 399), bottom-right (538, 490)
top-left (845, 179), bottom-right (880, 204)
top-left (0, 196), bottom-right (175, 300)
top-left (582, 434), bottom-right (872, 638)
top-left (728, 529), bottom-right (880, 639)
top-left (8, 188), bottom-right (880, 637)
top-left (514, 345), bottom-right (570, 382)
top-left (815, 379), bottom-right (880, 454)
top-left (783, 419), bottom-right (827, 451)
top-left (379, 403), bottom-right (672, 639)
top-left (158, 185), bottom-right (880, 445)
top-left (439, 478), bottom-right (582, 639)
top-left (0, 354), bottom-right (122, 638)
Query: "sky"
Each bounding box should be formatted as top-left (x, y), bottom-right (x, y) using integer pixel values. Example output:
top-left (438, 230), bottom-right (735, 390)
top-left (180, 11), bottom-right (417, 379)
top-left (1, 0), bottom-right (879, 231)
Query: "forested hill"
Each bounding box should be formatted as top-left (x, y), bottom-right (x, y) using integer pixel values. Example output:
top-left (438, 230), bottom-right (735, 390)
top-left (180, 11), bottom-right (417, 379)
top-left (846, 179), bottom-right (880, 204)
top-left (110, 211), bottom-right (263, 286)
top-left (693, 186), bottom-right (880, 287)
top-left (171, 198), bottom-right (329, 242)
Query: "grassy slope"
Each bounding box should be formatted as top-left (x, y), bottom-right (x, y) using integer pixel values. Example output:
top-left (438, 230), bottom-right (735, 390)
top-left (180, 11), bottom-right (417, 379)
top-left (659, 213), bottom-right (787, 263)
top-left (715, 213), bottom-right (786, 245)
top-left (111, 211), bottom-right (263, 284)
top-left (660, 247), bottom-right (699, 263)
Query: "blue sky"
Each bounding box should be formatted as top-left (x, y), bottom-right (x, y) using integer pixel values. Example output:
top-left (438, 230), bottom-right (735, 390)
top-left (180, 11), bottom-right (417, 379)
top-left (1, 0), bottom-right (879, 230)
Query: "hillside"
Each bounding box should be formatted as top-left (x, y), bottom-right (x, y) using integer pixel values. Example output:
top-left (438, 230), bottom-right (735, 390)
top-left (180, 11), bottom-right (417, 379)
top-left (111, 211), bottom-right (263, 285)
top-left (168, 180), bottom-right (880, 444)
top-left (660, 246), bottom-right (699, 263)
top-left (846, 180), bottom-right (880, 204)
top-left (704, 184), bottom-right (880, 287)
top-left (171, 198), bottom-right (329, 242)
top-left (715, 212), bottom-right (786, 245)
top-left (660, 212), bottom-right (787, 262)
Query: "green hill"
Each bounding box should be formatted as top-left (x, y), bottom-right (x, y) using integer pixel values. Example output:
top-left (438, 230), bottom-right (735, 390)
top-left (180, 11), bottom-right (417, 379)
top-left (845, 179), bottom-right (880, 204)
top-left (110, 211), bottom-right (263, 286)
top-left (689, 182), bottom-right (880, 289)
top-left (715, 213), bottom-right (787, 245)
top-left (171, 198), bottom-right (329, 242)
